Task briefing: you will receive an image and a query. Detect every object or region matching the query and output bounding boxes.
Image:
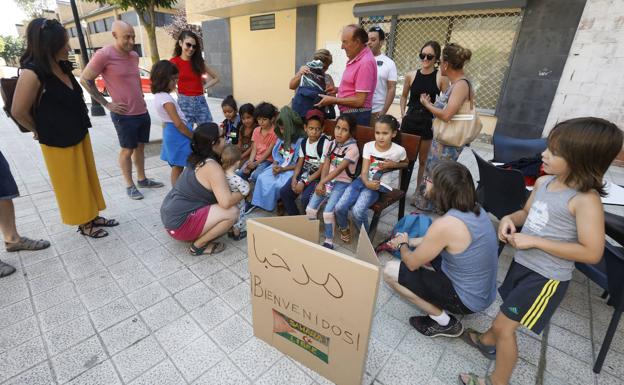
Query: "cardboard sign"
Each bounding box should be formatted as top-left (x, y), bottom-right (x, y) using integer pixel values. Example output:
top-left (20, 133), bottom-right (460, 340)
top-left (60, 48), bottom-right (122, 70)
top-left (247, 216), bottom-right (380, 385)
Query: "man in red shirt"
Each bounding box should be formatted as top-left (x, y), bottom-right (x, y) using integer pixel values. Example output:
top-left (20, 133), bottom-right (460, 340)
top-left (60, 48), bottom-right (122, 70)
top-left (80, 20), bottom-right (163, 200)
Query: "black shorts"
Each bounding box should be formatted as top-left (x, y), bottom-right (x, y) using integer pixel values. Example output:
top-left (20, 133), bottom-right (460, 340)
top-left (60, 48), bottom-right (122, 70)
top-left (398, 261), bottom-right (473, 315)
top-left (499, 261), bottom-right (569, 335)
top-left (110, 112), bottom-right (151, 149)
top-left (0, 150), bottom-right (19, 200)
top-left (400, 111), bottom-right (433, 140)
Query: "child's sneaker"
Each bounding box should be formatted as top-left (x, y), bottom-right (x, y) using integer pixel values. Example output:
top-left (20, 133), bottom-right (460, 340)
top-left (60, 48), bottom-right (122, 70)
top-left (243, 202), bottom-right (257, 215)
top-left (409, 314), bottom-right (463, 338)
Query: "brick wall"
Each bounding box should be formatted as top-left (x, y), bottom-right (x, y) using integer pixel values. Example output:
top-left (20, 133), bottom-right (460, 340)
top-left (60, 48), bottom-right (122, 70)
top-left (543, 0), bottom-right (624, 135)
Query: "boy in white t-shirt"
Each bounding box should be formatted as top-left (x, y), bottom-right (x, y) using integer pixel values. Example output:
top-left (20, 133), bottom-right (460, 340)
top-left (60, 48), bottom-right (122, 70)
top-left (280, 110), bottom-right (331, 215)
top-left (335, 115), bottom-right (407, 242)
top-left (368, 26), bottom-right (398, 124)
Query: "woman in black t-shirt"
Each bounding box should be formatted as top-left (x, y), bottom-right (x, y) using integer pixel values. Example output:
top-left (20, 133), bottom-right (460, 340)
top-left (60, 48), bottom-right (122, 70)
top-left (399, 41), bottom-right (448, 191)
top-left (12, 18), bottom-right (116, 238)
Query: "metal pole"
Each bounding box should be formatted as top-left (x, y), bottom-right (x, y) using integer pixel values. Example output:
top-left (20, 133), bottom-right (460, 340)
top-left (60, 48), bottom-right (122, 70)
top-left (69, 0), bottom-right (105, 116)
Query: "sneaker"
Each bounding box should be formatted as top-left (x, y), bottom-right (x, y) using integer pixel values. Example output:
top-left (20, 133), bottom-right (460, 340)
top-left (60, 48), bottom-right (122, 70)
top-left (409, 314), bottom-right (464, 338)
top-left (137, 178), bottom-right (164, 188)
top-left (322, 241), bottom-right (334, 250)
top-left (243, 202), bottom-right (257, 215)
top-left (127, 185), bottom-right (144, 200)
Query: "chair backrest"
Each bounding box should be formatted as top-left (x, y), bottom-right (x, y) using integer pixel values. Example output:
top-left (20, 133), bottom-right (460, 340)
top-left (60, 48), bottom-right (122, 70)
top-left (472, 149), bottom-right (527, 219)
top-left (493, 133), bottom-right (547, 163)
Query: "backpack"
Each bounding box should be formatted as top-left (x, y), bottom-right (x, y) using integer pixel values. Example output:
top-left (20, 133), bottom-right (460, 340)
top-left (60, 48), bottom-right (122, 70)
top-left (375, 214), bottom-right (432, 258)
top-left (301, 134), bottom-right (329, 159)
top-left (327, 140), bottom-right (362, 180)
top-left (0, 68), bottom-right (44, 133)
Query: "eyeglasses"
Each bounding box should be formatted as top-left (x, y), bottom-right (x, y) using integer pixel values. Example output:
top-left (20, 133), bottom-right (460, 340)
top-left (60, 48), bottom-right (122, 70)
top-left (419, 53), bottom-right (435, 61)
top-left (185, 42), bottom-right (197, 50)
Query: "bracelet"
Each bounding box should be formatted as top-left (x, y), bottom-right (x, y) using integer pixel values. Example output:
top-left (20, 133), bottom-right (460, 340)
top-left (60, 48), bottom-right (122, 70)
top-left (398, 242), bottom-right (408, 249)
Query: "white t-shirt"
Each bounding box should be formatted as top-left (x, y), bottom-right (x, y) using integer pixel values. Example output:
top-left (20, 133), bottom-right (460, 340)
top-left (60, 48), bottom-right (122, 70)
top-left (153, 92), bottom-right (186, 123)
top-left (372, 54), bottom-right (398, 113)
top-left (298, 136), bottom-right (331, 182)
top-left (362, 141), bottom-right (407, 187)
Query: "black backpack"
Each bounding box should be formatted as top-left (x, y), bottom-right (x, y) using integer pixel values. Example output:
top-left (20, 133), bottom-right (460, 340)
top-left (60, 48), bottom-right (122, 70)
top-left (301, 134), bottom-right (329, 159)
top-left (0, 68), bottom-right (44, 133)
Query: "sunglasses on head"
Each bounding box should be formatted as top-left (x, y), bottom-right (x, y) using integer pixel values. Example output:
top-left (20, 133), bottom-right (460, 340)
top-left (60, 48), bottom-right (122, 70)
top-left (40, 19), bottom-right (60, 30)
top-left (419, 53), bottom-right (435, 61)
top-left (185, 42), bottom-right (197, 49)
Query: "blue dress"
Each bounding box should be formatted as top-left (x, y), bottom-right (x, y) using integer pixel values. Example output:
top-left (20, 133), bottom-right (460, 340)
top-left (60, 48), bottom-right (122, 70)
top-left (161, 121), bottom-right (193, 167)
top-left (252, 137), bottom-right (303, 211)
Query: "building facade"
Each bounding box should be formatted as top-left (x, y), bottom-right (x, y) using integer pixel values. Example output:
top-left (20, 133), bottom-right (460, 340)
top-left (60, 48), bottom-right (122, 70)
top-left (187, 0), bottom-right (622, 138)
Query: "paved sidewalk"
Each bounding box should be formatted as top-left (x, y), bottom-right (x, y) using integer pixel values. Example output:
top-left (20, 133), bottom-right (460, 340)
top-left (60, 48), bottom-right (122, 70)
top-left (0, 100), bottom-right (623, 385)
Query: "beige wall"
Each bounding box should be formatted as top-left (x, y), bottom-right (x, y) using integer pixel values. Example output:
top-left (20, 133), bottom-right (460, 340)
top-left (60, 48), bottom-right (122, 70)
top-left (230, 9), bottom-right (297, 108)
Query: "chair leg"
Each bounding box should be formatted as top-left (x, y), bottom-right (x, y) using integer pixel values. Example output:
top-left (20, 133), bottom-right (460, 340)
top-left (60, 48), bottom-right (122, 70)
top-left (398, 197), bottom-right (406, 220)
top-left (601, 290), bottom-right (609, 299)
top-left (593, 310), bottom-right (622, 373)
top-left (368, 213), bottom-right (380, 241)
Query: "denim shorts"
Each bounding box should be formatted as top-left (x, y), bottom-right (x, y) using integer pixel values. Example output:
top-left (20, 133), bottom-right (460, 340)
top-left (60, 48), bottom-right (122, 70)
top-left (178, 94), bottom-right (213, 125)
top-left (0, 150), bottom-right (18, 200)
top-left (110, 112), bottom-right (151, 149)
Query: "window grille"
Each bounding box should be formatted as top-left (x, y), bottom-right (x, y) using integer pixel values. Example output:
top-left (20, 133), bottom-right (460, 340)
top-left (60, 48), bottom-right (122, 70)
top-left (361, 8), bottom-right (523, 113)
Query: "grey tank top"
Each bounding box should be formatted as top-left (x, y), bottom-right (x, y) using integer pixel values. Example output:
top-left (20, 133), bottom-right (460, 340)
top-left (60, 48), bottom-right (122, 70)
top-left (161, 159), bottom-right (218, 230)
top-left (515, 175), bottom-right (579, 281)
top-left (441, 208), bottom-right (498, 312)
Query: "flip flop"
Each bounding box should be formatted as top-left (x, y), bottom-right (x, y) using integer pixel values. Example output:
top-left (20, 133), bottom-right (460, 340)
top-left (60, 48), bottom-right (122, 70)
top-left (190, 241), bottom-right (226, 256)
top-left (461, 328), bottom-right (496, 360)
top-left (5, 237), bottom-right (51, 252)
top-left (458, 373), bottom-right (493, 385)
top-left (0, 260), bottom-right (16, 278)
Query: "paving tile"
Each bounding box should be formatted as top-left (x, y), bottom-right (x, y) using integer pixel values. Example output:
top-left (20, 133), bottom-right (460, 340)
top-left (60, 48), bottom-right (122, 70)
top-left (209, 314), bottom-right (254, 353)
top-left (115, 267), bottom-right (156, 294)
top-left (0, 280), bottom-right (30, 308)
top-left (192, 358), bottom-right (250, 385)
top-left (66, 257), bottom-right (106, 280)
top-left (29, 268), bottom-right (71, 295)
top-left (66, 360), bottom-right (122, 385)
top-left (0, 336), bottom-right (47, 382)
top-left (100, 316), bottom-right (150, 355)
top-left (221, 281), bottom-right (251, 311)
top-left (0, 316), bottom-right (39, 353)
top-left (596, 371), bottom-right (624, 385)
top-left (154, 314), bottom-right (203, 355)
top-left (1, 362), bottom-right (54, 385)
top-left (381, 295), bottom-right (420, 322)
top-left (0, 298), bottom-right (33, 329)
top-left (204, 268), bottom-right (243, 294)
top-left (174, 281), bottom-right (216, 312)
top-left (127, 237), bottom-right (161, 257)
top-left (44, 315), bottom-right (95, 356)
top-left (51, 231), bottom-right (90, 254)
top-left (188, 257), bottom-right (225, 279)
top-left (230, 337), bottom-right (282, 380)
top-left (171, 334), bottom-right (225, 382)
top-left (376, 351), bottom-right (433, 385)
top-left (108, 258), bottom-right (145, 279)
top-left (370, 310), bottom-right (410, 349)
top-left (548, 324), bottom-right (593, 364)
top-left (112, 335), bottom-right (166, 383)
top-left (593, 319), bottom-right (624, 354)
top-left (80, 281), bottom-right (123, 311)
top-left (191, 296), bottom-right (236, 332)
top-left (240, 303), bottom-right (253, 325)
top-left (599, 343), bottom-right (624, 379)
top-left (73, 270), bottom-right (115, 295)
top-left (33, 281), bottom-right (78, 312)
top-left (229, 259), bottom-right (249, 279)
top-left (60, 246), bottom-right (97, 267)
top-left (214, 246), bottom-right (247, 267)
top-left (434, 350), bottom-right (488, 385)
top-left (20, 246), bottom-right (58, 267)
top-left (255, 357), bottom-right (314, 385)
top-left (365, 337), bottom-right (396, 377)
top-left (159, 268), bottom-right (199, 294)
top-left (39, 297), bottom-right (87, 332)
top-left (544, 345), bottom-right (595, 385)
top-left (90, 297), bottom-right (137, 332)
top-left (23, 257), bottom-right (64, 280)
top-left (509, 359), bottom-right (538, 385)
top-left (51, 336), bottom-right (108, 384)
top-left (127, 281), bottom-right (170, 311)
top-left (139, 296), bottom-right (186, 331)
top-left (128, 359), bottom-right (186, 385)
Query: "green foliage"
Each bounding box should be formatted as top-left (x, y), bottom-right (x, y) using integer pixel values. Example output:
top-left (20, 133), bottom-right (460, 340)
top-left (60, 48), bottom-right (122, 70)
top-left (15, 0), bottom-right (51, 18)
top-left (93, 0), bottom-right (177, 13)
top-left (0, 36), bottom-right (26, 66)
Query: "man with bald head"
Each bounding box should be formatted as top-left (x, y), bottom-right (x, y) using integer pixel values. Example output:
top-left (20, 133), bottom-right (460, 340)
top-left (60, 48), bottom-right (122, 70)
top-left (316, 24), bottom-right (377, 125)
top-left (80, 20), bottom-right (163, 200)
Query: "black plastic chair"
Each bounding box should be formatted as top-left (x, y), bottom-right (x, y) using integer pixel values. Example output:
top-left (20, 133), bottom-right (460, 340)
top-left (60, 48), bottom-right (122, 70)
top-left (492, 133), bottom-right (547, 163)
top-left (575, 211), bottom-right (624, 373)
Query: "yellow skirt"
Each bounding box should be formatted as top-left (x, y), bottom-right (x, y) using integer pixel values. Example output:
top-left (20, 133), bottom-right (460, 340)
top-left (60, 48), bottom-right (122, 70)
top-left (40, 134), bottom-right (106, 225)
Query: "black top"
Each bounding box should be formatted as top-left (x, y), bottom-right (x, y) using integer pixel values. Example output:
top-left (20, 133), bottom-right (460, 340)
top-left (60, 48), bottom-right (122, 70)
top-left (406, 69), bottom-right (440, 117)
top-left (22, 62), bottom-right (91, 147)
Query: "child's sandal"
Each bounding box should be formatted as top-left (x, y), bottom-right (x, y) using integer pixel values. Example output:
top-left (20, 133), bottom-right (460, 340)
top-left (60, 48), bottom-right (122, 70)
top-left (339, 227), bottom-right (351, 243)
top-left (458, 373), bottom-right (493, 385)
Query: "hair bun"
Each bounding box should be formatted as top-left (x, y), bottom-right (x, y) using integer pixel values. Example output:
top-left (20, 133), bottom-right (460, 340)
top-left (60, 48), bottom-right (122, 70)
top-left (459, 47), bottom-right (472, 62)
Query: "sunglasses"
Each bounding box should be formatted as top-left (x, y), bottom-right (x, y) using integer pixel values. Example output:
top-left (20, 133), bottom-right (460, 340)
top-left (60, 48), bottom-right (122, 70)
top-left (185, 42), bottom-right (197, 50)
top-left (419, 53), bottom-right (435, 61)
top-left (40, 19), bottom-right (60, 30)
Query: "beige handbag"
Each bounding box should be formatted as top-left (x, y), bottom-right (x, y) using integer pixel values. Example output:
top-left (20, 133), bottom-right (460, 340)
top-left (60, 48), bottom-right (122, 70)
top-left (433, 79), bottom-right (482, 147)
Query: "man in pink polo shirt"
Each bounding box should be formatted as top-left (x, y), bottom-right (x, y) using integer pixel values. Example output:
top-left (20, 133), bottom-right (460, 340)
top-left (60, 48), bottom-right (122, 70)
top-left (80, 20), bottom-right (163, 201)
top-left (316, 24), bottom-right (377, 126)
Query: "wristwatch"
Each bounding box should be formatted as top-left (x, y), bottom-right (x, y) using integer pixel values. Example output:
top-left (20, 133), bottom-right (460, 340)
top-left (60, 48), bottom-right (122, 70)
top-left (397, 242), bottom-right (408, 249)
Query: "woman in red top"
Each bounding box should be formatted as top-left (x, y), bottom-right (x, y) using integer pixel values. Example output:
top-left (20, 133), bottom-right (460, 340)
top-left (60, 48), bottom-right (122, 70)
top-left (170, 30), bottom-right (219, 127)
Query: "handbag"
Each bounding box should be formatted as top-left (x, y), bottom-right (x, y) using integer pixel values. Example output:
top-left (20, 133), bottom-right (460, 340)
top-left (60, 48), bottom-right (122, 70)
top-left (432, 79), bottom-right (482, 147)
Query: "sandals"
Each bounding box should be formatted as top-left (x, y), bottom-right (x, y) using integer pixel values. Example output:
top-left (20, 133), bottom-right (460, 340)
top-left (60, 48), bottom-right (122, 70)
top-left (227, 229), bottom-right (247, 241)
top-left (339, 227), bottom-right (351, 243)
top-left (5, 237), bottom-right (51, 252)
top-left (458, 373), bottom-right (493, 385)
top-left (77, 224), bottom-right (109, 239)
top-left (190, 241), bottom-right (226, 256)
top-left (461, 328), bottom-right (496, 360)
top-left (91, 216), bottom-right (119, 227)
top-left (0, 260), bottom-right (16, 278)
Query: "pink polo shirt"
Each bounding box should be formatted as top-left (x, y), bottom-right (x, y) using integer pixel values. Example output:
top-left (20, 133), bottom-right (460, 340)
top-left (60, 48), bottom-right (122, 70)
top-left (87, 45), bottom-right (147, 116)
top-left (337, 46), bottom-right (377, 111)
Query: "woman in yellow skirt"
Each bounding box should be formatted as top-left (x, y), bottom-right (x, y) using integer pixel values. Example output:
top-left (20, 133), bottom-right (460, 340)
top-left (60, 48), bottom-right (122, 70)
top-left (12, 18), bottom-right (117, 238)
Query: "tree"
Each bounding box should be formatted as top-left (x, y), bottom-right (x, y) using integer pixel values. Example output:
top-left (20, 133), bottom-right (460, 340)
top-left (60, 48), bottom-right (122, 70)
top-left (15, 0), bottom-right (52, 18)
top-left (0, 36), bottom-right (26, 67)
top-left (163, 8), bottom-right (201, 40)
top-left (86, 0), bottom-right (178, 65)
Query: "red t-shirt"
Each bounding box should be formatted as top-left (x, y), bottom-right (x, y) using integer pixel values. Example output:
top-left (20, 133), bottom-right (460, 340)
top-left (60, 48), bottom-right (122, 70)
top-left (170, 56), bottom-right (204, 96)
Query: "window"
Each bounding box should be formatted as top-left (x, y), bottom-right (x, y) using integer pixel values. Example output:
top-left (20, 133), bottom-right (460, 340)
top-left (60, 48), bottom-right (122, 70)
top-left (120, 11), bottom-right (138, 26)
top-left (88, 21), bottom-right (97, 34)
top-left (69, 27), bottom-right (76, 37)
top-left (153, 12), bottom-right (174, 27)
top-left (94, 18), bottom-right (106, 33)
top-left (250, 14), bottom-right (275, 31)
top-left (361, 8), bottom-right (523, 112)
top-left (104, 17), bottom-right (114, 31)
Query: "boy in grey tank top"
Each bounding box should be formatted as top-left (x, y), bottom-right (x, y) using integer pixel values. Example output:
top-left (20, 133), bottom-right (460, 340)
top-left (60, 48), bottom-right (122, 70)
top-left (459, 118), bottom-right (623, 385)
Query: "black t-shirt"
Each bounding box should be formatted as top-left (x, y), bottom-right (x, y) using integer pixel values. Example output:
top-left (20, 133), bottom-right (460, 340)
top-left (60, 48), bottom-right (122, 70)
top-left (22, 62), bottom-right (91, 147)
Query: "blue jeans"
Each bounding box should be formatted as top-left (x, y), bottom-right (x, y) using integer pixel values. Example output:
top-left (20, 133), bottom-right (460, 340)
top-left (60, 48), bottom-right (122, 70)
top-left (306, 181), bottom-right (349, 240)
top-left (236, 160), bottom-right (271, 182)
top-left (279, 179), bottom-right (317, 215)
top-left (177, 94), bottom-right (213, 125)
top-left (335, 178), bottom-right (380, 233)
